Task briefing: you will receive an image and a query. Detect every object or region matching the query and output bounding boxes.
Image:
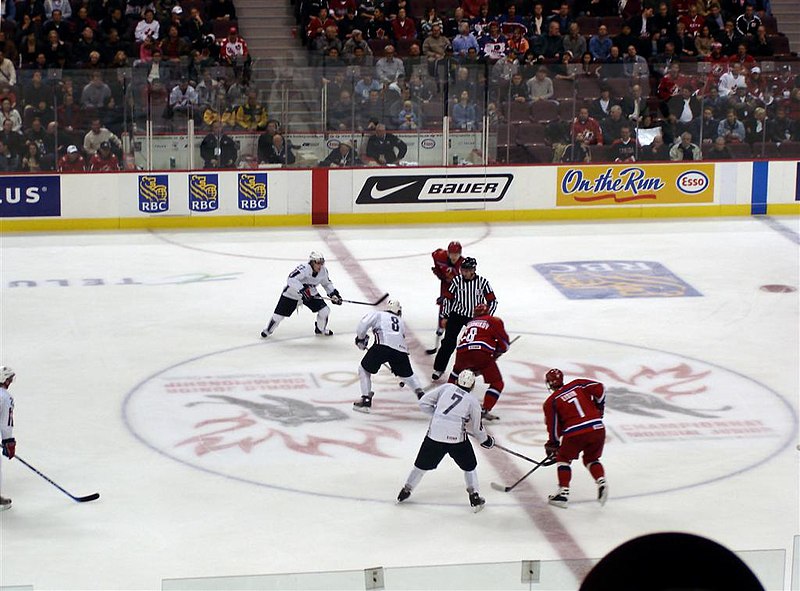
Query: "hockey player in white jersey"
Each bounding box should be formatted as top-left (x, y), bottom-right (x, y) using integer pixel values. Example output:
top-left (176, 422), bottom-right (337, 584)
top-left (353, 299), bottom-right (426, 412)
top-left (261, 251), bottom-right (343, 338)
top-left (0, 366), bottom-right (17, 511)
top-left (397, 369), bottom-right (494, 512)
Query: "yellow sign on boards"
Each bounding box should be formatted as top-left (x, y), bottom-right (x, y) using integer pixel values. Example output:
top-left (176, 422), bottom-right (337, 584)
top-left (556, 163), bottom-right (715, 206)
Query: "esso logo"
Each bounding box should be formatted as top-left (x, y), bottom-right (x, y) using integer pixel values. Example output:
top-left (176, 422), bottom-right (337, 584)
top-left (420, 138), bottom-right (436, 149)
top-left (676, 171), bottom-right (709, 194)
top-left (326, 139), bottom-right (340, 149)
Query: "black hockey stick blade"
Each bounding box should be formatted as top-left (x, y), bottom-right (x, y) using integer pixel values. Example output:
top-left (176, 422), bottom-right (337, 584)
top-left (425, 347), bottom-right (438, 355)
top-left (15, 456), bottom-right (100, 503)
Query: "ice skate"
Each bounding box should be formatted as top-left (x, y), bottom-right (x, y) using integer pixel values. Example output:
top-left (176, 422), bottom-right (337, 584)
top-left (315, 326), bottom-right (334, 336)
top-left (597, 478), bottom-right (608, 506)
top-left (548, 487), bottom-right (569, 509)
top-left (481, 408), bottom-right (499, 421)
top-left (414, 388), bottom-right (425, 400)
top-left (0, 496), bottom-right (11, 511)
top-left (353, 395), bottom-right (373, 413)
top-left (260, 320), bottom-right (275, 338)
top-left (397, 486), bottom-right (412, 503)
top-left (260, 329), bottom-right (270, 338)
top-left (468, 491), bottom-right (485, 513)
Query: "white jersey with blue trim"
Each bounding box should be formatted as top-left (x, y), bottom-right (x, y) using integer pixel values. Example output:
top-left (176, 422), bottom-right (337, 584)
top-left (0, 386), bottom-right (13, 441)
top-left (356, 311), bottom-right (408, 353)
top-left (283, 262), bottom-right (335, 301)
top-left (418, 383), bottom-right (488, 445)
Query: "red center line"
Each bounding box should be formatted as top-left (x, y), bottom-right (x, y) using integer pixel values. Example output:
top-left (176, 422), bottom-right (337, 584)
top-left (320, 228), bottom-right (591, 580)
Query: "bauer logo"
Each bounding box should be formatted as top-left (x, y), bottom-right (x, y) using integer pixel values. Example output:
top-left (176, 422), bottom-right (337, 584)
top-left (356, 174), bottom-right (512, 204)
top-left (138, 175), bottom-right (169, 213)
top-left (238, 173), bottom-right (268, 211)
top-left (188, 174), bottom-right (219, 212)
top-left (534, 260), bottom-right (702, 299)
top-left (0, 175), bottom-right (61, 217)
top-left (676, 170), bottom-right (710, 195)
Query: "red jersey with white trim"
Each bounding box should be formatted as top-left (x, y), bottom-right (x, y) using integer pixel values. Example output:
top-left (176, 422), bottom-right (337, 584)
top-left (543, 379), bottom-right (605, 441)
top-left (431, 248), bottom-right (462, 298)
top-left (456, 314), bottom-right (509, 357)
top-left (89, 153), bottom-right (120, 171)
top-left (218, 36), bottom-right (249, 60)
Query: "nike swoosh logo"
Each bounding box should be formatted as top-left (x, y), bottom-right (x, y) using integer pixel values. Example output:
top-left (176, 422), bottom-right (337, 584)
top-left (369, 181), bottom-right (418, 200)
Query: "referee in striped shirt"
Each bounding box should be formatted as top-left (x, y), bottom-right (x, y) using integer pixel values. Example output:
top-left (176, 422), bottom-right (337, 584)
top-left (432, 257), bottom-right (498, 380)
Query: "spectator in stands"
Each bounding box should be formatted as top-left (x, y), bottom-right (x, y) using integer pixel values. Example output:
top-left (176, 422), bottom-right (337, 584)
top-left (622, 45), bottom-right (648, 81)
top-left (589, 86), bottom-right (617, 120)
top-left (367, 7), bottom-right (392, 40)
top-left (234, 90), bottom-right (268, 130)
top-left (0, 49), bottom-right (16, 88)
top-left (201, 89), bottom-right (233, 127)
top-left (508, 72), bottom-right (529, 103)
top-left (423, 23), bottom-right (450, 70)
top-left (24, 116), bottom-right (47, 148)
top-left (44, 0), bottom-right (70, 20)
top-left (375, 44), bottom-right (404, 84)
top-left (668, 85), bottom-right (701, 130)
top-left (563, 22), bottom-right (586, 60)
top-left (670, 131), bottom-right (701, 160)
top-left (392, 8), bottom-right (416, 41)
top-left (58, 144), bottom-right (86, 170)
top-left (354, 71), bottom-right (382, 101)
top-left (408, 71), bottom-right (434, 104)
top-left (16, 0), bottom-right (45, 25)
top-left (610, 125), bottom-right (638, 161)
top-left (601, 105), bottom-right (627, 143)
top-left (719, 61), bottom-right (746, 97)
top-left (419, 7), bottom-right (442, 38)
top-left (103, 30), bottom-right (131, 65)
top-left (89, 141), bottom-right (121, 171)
top-left (343, 29), bottom-right (372, 61)
top-left (73, 27), bottom-right (101, 66)
top-left (748, 25), bottom-right (773, 57)
top-left (0, 119), bottom-right (23, 160)
top-left (20, 140), bottom-right (44, 171)
top-left (629, 6), bottom-right (656, 43)
top-left (540, 20), bottom-right (564, 61)
top-left (320, 139), bottom-right (360, 166)
top-left (526, 66), bottom-right (553, 103)
top-left (83, 117), bottom-right (122, 157)
top-left (42, 9), bottom-right (69, 43)
top-left (639, 134), bottom-right (669, 160)
top-left (744, 105), bottom-right (768, 144)
top-left (703, 84), bottom-right (727, 118)
top-left (694, 24), bottom-right (714, 57)
top-left (396, 99), bottom-right (420, 129)
top-left (135, 8), bottom-right (160, 43)
top-left (307, 7), bottom-right (335, 43)
top-left (717, 108), bottom-right (745, 142)
top-left (160, 25), bottom-right (191, 62)
top-left (589, 25), bottom-right (612, 62)
top-left (452, 21), bottom-right (479, 57)
top-left (492, 48), bottom-right (519, 83)
top-left (622, 83), bottom-right (649, 123)
top-left (705, 2), bottom-right (725, 34)
top-left (673, 22), bottom-right (698, 57)
top-left (729, 42), bottom-right (755, 71)
top-left (327, 89), bottom-right (355, 129)
top-left (256, 119), bottom-right (281, 162)
top-left (735, 5), bottom-right (760, 38)
top-left (209, 0), bottom-right (237, 22)
top-left (728, 81), bottom-right (756, 119)
top-left (562, 132), bottom-right (592, 162)
top-left (706, 135), bottom-right (734, 158)
top-left (692, 106), bottom-right (720, 143)
top-left (596, 45), bottom-right (624, 78)
top-left (0, 98), bottom-right (22, 132)
top-left (168, 77), bottom-right (198, 118)
top-left (100, 8), bottom-right (127, 42)
top-left (716, 20), bottom-right (741, 55)
top-left (265, 133), bottom-right (296, 166)
top-left (1, 0), bottom-right (17, 28)
top-left (200, 120), bottom-right (237, 169)
top-left (0, 137), bottom-right (19, 171)
top-left (653, 2), bottom-right (677, 38)
top-left (767, 104), bottom-right (794, 142)
top-left (451, 90), bottom-right (477, 129)
top-left (507, 26), bottom-right (529, 57)
top-left (365, 122), bottom-right (407, 164)
top-left (548, 2), bottom-right (573, 35)
top-left (219, 27), bottom-right (252, 83)
top-left (612, 23), bottom-right (638, 56)
top-left (445, 7), bottom-right (469, 39)
top-left (681, 4), bottom-right (705, 36)
top-left (572, 106), bottom-right (603, 145)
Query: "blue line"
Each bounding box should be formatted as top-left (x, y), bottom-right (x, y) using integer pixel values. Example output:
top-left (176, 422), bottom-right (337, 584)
top-left (751, 161), bottom-right (769, 215)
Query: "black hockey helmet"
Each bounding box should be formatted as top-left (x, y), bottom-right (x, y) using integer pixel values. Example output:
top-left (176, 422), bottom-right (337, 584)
top-left (461, 257), bottom-right (477, 270)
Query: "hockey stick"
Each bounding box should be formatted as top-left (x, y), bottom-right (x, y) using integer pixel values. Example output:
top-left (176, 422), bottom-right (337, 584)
top-left (425, 330), bottom-right (443, 355)
top-left (494, 443), bottom-right (542, 465)
top-left (15, 456), bottom-right (100, 503)
top-left (490, 453), bottom-right (555, 493)
top-left (322, 293), bottom-right (389, 306)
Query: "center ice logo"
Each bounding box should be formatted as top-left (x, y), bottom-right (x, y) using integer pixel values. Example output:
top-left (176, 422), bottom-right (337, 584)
top-left (138, 175), bottom-right (169, 213)
top-left (238, 173), bottom-right (268, 211)
top-left (189, 174), bottom-right (219, 212)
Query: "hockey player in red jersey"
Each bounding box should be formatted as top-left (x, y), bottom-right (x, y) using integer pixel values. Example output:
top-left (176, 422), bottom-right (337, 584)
top-left (428, 241), bottom-right (463, 354)
top-left (542, 368), bottom-right (607, 509)
top-left (447, 304), bottom-right (509, 421)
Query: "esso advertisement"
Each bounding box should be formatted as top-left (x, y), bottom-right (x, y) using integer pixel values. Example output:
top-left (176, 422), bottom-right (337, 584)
top-left (0, 176), bottom-right (61, 217)
top-left (676, 171), bottom-right (710, 195)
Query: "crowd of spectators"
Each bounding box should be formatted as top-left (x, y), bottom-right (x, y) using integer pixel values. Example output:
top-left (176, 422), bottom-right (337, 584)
top-left (297, 0), bottom-right (800, 162)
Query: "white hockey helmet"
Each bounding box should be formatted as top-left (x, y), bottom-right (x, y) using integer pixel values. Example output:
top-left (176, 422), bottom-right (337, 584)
top-left (309, 251), bottom-right (325, 264)
top-left (386, 299), bottom-right (402, 315)
top-left (0, 366), bottom-right (16, 383)
top-left (457, 369), bottom-right (476, 390)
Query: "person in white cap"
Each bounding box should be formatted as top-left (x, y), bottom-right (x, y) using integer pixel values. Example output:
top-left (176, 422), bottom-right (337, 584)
top-left (260, 252), bottom-right (343, 338)
top-left (0, 366), bottom-right (17, 511)
top-left (58, 144), bottom-right (86, 171)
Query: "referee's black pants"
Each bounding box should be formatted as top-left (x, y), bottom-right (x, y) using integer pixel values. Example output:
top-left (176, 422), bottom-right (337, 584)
top-left (433, 313), bottom-right (471, 374)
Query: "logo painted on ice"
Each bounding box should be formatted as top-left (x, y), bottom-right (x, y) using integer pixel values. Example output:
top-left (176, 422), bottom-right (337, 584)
top-left (0, 175), bottom-right (61, 217)
top-left (356, 174), bottom-right (512, 204)
top-left (560, 167), bottom-right (665, 202)
top-left (138, 175), bottom-right (169, 213)
top-left (237, 173), bottom-right (268, 211)
top-left (188, 174), bottom-right (219, 212)
top-left (676, 170), bottom-right (710, 195)
top-left (534, 260), bottom-right (702, 299)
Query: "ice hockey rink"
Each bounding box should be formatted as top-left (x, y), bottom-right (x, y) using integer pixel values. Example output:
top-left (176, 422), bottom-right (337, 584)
top-left (0, 216), bottom-right (798, 590)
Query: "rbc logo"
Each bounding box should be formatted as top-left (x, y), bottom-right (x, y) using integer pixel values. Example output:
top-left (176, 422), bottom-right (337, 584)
top-left (138, 175), bottom-right (169, 213)
top-left (238, 173), bottom-right (267, 211)
top-left (188, 174), bottom-right (219, 212)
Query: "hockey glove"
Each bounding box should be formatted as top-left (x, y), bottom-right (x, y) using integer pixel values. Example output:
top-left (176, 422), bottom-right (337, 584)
top-left (299, 286), bottom-right (313, 304)
top-left (329, 289), bottom-right (343, 305)
top-left (355, 335), bottom-right (369, 350)
top-left (2, 437), bottom-right (16, 459)
top-left (480, 435), bottom-right (495, 449)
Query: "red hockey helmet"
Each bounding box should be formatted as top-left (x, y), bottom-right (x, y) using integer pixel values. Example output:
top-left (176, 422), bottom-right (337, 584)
top-left (473, 303), bottom-right (489, 317)
top-left (546, 368), bottom-right (564, 391)
top-left (447, 241), bottom-right (462, 254)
